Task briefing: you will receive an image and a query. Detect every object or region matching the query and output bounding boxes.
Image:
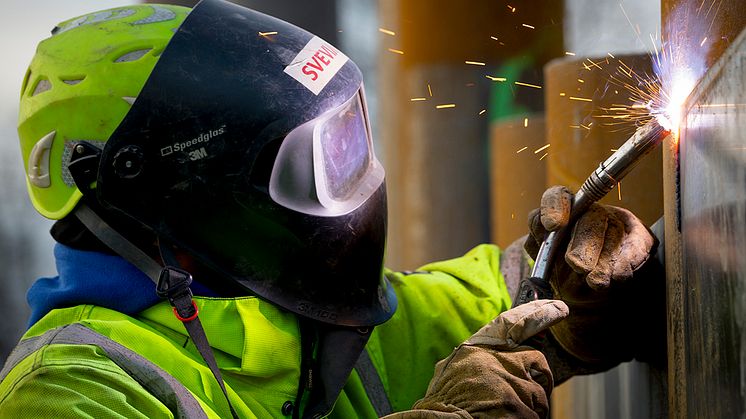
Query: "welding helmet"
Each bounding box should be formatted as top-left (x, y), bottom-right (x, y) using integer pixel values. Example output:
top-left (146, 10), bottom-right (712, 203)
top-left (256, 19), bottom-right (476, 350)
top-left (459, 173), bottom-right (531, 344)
top-left (19, 0), bottom-right (395, 328)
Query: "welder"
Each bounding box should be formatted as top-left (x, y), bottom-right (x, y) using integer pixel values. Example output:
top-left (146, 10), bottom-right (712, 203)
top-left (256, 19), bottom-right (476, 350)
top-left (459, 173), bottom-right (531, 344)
top-left (0, 2), bottom-right (660, 418)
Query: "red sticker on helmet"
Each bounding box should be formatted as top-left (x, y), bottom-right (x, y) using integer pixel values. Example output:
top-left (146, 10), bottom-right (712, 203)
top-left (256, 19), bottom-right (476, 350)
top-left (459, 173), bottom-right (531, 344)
top-left (284, 36), bottom-right (349, 95)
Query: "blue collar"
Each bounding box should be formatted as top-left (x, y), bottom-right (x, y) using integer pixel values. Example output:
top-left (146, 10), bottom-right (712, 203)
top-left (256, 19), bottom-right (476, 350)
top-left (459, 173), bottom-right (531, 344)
top-left (27, 243), bottom-right (218, 327)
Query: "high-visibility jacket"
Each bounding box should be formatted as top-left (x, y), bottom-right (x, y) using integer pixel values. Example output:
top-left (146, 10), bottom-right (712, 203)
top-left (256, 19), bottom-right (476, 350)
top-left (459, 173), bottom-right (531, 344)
top-left (0, 244), bottom-right (511, 418)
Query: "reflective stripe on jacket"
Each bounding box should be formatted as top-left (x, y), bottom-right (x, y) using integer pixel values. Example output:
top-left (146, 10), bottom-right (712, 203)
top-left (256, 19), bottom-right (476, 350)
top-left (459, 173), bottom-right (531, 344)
top-left (0, 244), bottom-right (512, 418)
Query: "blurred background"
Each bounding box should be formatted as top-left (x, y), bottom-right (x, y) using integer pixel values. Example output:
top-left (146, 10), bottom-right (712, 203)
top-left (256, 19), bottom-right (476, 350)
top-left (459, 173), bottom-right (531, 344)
top-left (2, 1), bottom-right (745, 418)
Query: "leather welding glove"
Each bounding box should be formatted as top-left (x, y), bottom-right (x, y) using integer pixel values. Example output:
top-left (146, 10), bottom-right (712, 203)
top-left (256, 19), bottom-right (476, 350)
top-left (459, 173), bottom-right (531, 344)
top-left (383, 299), bottom-right (569, 419)
top-left (524, 185), bottom-right (658, 380)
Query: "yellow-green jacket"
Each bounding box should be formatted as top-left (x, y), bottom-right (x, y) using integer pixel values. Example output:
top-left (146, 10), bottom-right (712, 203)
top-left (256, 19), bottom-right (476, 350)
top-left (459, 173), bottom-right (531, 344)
top-left (0, 244), bottom-right (511, 418)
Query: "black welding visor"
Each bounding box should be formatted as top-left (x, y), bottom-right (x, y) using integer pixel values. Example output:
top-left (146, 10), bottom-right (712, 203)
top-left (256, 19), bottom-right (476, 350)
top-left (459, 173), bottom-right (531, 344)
top-left (95, 0), bottom-right (396, 327)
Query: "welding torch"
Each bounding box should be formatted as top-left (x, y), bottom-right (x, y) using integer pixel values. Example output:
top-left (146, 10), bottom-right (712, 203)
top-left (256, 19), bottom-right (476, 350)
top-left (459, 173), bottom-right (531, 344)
top-left (513, 120), bottom-right (670, 308)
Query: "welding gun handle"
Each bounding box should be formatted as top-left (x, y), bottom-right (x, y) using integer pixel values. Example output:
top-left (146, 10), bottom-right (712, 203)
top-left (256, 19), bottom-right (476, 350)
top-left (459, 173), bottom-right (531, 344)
top-left (511, 228), bottom-right (565, 308)
top-left (513, 274), bottom-right (554, 307)
top-left (509, 278), bottom-right (551, 348)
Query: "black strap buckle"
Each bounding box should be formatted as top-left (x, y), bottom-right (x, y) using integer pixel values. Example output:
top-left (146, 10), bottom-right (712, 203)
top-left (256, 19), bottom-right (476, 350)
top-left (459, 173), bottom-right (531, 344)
top-left (68, 142), bottom-right (101, 196)
top-left (157, 267), bottom-right (197, 321)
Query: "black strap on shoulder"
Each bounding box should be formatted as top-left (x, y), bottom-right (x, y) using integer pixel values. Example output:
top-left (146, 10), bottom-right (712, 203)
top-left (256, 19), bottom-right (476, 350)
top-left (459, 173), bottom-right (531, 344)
top-left (157, 267), bottom-right (239, 419)
top-left (73, 203), bottom-right (238, 419)
top-left (74, 204), bottom-right (163, 281)
top-left (354, 349), bottom-right (393, 416)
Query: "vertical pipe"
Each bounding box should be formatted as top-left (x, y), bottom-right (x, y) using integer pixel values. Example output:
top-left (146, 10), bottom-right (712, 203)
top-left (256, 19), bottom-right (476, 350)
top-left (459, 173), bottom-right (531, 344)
top-left (378, 0), bottom-right (562, 269)
top-left (489, 115), bottom-right (546, 249)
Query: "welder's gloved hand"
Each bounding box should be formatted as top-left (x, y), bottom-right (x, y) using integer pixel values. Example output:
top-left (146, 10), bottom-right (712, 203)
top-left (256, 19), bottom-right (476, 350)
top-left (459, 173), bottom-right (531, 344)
top-left (524, 185), bottom-right (657, 378)
top-left (383, 300), bottom-right (569, 419)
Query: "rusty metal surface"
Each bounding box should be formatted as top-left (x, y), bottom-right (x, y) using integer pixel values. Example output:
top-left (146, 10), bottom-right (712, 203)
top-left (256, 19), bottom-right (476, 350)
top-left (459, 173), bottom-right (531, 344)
top-left (672, 26), bottom-right (746, 418)
top-left (661, 1), bottom-right (746, 417)
top-left (662, 124), bottom-right (686, 418)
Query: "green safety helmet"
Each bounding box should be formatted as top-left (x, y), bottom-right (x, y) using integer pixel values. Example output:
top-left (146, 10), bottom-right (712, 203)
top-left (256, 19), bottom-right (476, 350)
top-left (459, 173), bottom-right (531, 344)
top-left (18, 4), bottom-right (190, 220)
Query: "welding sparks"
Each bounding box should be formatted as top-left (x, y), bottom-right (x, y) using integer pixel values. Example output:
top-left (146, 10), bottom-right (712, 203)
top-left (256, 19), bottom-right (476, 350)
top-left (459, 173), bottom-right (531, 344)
top-left (379, 28), bottom-right (396, 36)
top-left (617, 182), bottom-right (622, 201)
top-left (565, 51), bottom-right (576, 56)
top-left (522, 24), bottom-right (535, 29)
top-left (539, 153), bottom-right (548, 161)
top-left (586, 59), bottom-right (604, 70)
top-left (258, 31), bottom-right (278, 36)
top-left (486, 75), bottom-right (507, 82)
top-left (515, 81), bottom-right (542, 89)
top-left (516, 146), bottom-right (528, 154)
top-left (436, 104), bottom-right (456, 109)
top-left (507, 5), bottom-right (516, 12)
top-left (479, 109), bottom-right (487, 115)
top-left (410, 97), bottom-right (427, 102)
top-left (534, 144), bottom-right (551, 154)
top-left (524, 118), bottom-right (529, 127)
top-left (589, 1), bottom-right (716, 135)
top-left (569, 96), bottom-right (592, 102)
top-left (427, 84), bottom-right (433, 97)
top-left (465, 61), bottom-right (486, 66)
top-left (388, 48), bottom-right (404, 55)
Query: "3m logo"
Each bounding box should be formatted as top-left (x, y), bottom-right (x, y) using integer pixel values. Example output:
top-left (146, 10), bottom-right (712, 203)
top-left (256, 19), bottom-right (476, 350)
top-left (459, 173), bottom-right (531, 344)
top-left (284, 36), bottom-right (349, 95)
top-left (189, 147), bottom-right (208, 161)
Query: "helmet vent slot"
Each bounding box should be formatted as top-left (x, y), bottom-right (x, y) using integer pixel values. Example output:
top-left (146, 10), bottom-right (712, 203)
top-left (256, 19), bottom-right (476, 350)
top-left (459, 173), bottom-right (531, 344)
top-left (31, 78), bottom-right (52, 96)
top-left (62, 77), bottom-right (85, 85)
top-left (114, 48), bottom-right (152, 63)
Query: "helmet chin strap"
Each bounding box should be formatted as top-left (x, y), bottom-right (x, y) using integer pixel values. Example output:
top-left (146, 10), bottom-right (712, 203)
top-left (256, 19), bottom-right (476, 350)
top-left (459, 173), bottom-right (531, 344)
top-left (73, 204), bottom-right (163, 279)
top-left (73, 203), bottom-right (239, 419)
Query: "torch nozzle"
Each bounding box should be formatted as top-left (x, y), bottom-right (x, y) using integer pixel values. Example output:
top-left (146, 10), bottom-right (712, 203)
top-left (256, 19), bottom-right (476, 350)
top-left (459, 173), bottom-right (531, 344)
top-left (572, 120), bottom-right (670, 217)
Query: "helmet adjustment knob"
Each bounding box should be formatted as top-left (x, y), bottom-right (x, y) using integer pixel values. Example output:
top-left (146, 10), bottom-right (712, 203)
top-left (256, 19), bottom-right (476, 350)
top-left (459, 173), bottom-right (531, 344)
top-left (113, 145), bottom-right (144, 179)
